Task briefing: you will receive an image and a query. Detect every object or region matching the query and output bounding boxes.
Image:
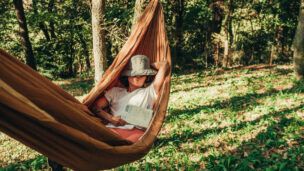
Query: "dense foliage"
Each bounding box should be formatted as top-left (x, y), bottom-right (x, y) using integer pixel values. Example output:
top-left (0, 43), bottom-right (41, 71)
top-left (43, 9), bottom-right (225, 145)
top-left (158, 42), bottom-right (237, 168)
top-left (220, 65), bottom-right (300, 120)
top-left (0, 0), bottom-right (300, 77)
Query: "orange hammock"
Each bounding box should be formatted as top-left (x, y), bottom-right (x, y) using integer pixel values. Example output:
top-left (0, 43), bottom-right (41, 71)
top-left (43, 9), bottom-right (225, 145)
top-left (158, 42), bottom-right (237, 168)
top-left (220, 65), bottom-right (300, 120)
top-left (0, 0), bottom-right (171, 170)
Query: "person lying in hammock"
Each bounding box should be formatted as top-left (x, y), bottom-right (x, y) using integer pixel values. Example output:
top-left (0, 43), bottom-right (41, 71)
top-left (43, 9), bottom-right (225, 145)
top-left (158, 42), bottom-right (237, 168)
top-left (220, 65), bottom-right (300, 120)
top-left (92, 55), bottom-right (169, 143)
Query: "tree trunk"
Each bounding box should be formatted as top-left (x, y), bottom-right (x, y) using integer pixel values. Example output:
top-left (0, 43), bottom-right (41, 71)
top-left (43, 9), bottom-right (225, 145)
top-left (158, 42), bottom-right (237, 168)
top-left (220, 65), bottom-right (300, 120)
top-left (270, 45), bottom-right (275, 65)
top-left (132, 0), bottom-right (145, 31)
top-left (208, 0), bottom-right (224, 67)
top-left (214, 43), bottom-right (220, 67)
top-left (48, 0), bottom-right (56, 39)
top-left (77, 28), bottom-right (91, 71)
top-left (172, 0), bottom-right (185, 67)
top-left (211, 0), bottom-right (224, 33)
top-left (32, 0), bottom-right (50, 41)
top-left (269, 17), bottom-right (283, 65)
top-left (293, 0), bottom-right (304, 80)
top-left (68, 36), bottom-right (75, 77)
top-left (222, 0), bottom-right (233, 68)
top-left (92, 0), bottom-right (107, 84)
top-left (13, 0), bottom-right (37, 70)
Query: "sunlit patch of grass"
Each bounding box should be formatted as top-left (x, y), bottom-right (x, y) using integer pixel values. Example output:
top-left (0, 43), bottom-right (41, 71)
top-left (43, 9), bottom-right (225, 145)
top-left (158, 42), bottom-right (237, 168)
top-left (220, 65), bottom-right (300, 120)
top-left (0, 135), bottom-right (40, 168)
top-left (1, 64), bottom-right (304, 170)
top-left (53, 78), bottom-right (94, 101)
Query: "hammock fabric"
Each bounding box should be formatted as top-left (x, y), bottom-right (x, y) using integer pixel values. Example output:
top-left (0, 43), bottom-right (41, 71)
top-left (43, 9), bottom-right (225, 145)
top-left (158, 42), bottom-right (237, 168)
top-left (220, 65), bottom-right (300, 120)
top-left (0, 0), bottom-right (171, 170)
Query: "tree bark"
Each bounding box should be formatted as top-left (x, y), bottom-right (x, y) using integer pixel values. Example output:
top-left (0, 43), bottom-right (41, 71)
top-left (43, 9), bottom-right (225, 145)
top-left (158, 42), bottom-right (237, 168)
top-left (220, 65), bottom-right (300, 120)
top-left (214, 43), bottom-right (220, 67)
top-left (132, 0), bottom-right (145, 31)
top-left (77, 28), bottom-right (91, 71)
top-left (293, 0), bottom-right (304, 80)
top-left (270, 45), bottom-right (275, 65)
top-left (68, 35), bottom-right (75, 77)
top-left (222, 0), bottom-right (233, 68)
top-left (172, 0), bottom-right (184, 67)
top-left (13, 0), bottom-right (37, 70)
top-left (208, 0), bottom-right (224, 67)
top-left (32, 0), bottom-right (50, 41)
top-left (48, 0), bottom-right (56, 39)
top-left (210, 0), bottom-right (224, 34)
top-left (92, 0), bottom-right (107, 84)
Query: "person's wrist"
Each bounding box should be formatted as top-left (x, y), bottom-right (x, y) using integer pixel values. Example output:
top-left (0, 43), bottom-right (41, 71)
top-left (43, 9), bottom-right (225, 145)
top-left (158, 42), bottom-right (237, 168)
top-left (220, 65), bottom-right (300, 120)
top-left (108, 116), bottom-right (115, 122)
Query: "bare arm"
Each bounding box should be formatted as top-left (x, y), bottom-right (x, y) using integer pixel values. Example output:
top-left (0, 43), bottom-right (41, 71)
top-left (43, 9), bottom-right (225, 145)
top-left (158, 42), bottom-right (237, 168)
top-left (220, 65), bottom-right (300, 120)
top-left (92, 97), bottom-right (112, 120)
top-left (92, 97), bottom-right (126, 126)
top-left (151, 61), bottom-right (170, 97)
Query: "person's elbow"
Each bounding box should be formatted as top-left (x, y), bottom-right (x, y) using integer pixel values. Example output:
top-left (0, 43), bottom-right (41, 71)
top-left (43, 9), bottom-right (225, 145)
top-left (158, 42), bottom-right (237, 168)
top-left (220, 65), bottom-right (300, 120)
top-left (160, 61), bottom-right (170, 71)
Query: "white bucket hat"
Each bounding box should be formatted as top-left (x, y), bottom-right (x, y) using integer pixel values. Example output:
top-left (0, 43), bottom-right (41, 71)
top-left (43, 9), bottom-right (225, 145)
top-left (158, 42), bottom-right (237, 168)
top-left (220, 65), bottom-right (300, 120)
top-left (121, 55), bottom-right (157, 76)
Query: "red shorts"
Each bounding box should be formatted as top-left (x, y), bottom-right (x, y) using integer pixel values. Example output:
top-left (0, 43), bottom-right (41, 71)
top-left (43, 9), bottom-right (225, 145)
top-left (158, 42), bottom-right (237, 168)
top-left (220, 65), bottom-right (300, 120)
top-left (110, 128), bottom-right (145, 143)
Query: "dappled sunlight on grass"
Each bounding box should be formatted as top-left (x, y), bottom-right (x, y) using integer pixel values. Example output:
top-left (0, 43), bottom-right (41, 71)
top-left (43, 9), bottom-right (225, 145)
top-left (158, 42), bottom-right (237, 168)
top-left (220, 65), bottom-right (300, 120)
top-left (53, 77), bottom-right (94, 101)
top-left (0, 135), bottom-right (39, 168)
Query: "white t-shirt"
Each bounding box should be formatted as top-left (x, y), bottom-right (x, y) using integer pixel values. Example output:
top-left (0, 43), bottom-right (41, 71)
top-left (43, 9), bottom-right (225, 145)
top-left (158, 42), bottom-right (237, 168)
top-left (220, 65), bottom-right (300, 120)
top-left (104, 84), bottom-right (157, 129)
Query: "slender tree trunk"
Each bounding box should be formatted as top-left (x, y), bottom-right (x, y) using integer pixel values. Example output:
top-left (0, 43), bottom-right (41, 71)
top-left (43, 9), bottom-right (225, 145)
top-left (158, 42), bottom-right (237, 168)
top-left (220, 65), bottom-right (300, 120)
top-left (209, 0), bottom-right (224, 67)
top-left (270, 45), bottom-right (275, 65)
top-left (172, 0), bottom-right (184, 67)
top-left (211, 0), bottom-right (224, 33)
top-left (13, 0), bottom-right (37, 70)
top-left (293, 0), bottom-right (304, 80)
top-left (32, 0), bottom-right (50, 41)
top-left (77, 29), bottom-right (91, 71)
top-left (214, 43), bottom-right (220, 67)
top-left (222, 0), bottom-right (233, 68)
top-left (68, 35), bottom-right (75, 77)
top-left (40, 23), bottom-right (50, 41)
top-left (203, 35), bottom-right (210, 68)
top-left (92, 0), bottom-right (107, 84)
top-left (48, 0), bottom-right (56, 39)
top-left (269, 17), bottom-right (283, 65)
top-left (131, 0), bottom-right (145, 31)
top-left (223, 39), bottom-right (229, 67)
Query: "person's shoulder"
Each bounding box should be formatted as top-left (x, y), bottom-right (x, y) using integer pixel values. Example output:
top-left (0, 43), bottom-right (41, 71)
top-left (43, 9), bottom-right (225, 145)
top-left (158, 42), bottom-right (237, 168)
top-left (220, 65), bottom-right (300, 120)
top-left (105, 86), bottom-right (127, 101)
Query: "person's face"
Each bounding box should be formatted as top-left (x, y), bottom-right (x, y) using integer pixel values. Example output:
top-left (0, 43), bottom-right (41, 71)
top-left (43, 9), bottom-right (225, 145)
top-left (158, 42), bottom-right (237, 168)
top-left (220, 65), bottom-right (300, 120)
top-left (128, 75), bottom-right (147, 88)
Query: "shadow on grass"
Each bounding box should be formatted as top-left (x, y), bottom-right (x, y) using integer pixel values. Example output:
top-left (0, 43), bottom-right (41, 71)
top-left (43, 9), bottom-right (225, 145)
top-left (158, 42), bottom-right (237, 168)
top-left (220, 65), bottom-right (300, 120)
top-left (156, 104), bottom-right (304, 148)
top-left (171, 65), bottom-right (293, 94)
top-left (170, 77), bottom-right (228, 94)
top-left (274, 67), bottom-right (294, 75)
top-left (166, 80), bottom-right (304, 123)
top-left (205, 111), bottom-right (304, 170)
top-left (59, 79), bottom-right (94, 96)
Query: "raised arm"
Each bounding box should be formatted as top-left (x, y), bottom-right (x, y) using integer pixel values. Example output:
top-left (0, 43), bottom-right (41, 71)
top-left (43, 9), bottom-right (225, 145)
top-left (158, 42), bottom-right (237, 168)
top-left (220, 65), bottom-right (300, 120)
top-left (151, 61), bottom-right (170, 97)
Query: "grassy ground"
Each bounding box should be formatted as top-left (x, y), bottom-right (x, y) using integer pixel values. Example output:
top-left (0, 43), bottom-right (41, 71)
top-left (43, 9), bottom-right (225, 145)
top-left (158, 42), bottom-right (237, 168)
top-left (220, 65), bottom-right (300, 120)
top-left (1, 64), bottom-right (304, 170)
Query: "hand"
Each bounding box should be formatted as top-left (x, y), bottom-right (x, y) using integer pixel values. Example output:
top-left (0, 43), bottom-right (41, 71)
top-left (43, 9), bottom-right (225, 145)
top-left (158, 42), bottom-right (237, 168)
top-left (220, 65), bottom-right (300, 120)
top-left (110, 116), bottom-right (127, 126)
top-left (151, 61), bottom-right (168, 70)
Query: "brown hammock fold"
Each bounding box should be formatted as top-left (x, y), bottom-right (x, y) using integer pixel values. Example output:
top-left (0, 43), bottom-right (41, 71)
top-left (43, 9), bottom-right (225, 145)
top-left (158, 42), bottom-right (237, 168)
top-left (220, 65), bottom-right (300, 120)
top-left (0, 0), bottom-right (171, 170)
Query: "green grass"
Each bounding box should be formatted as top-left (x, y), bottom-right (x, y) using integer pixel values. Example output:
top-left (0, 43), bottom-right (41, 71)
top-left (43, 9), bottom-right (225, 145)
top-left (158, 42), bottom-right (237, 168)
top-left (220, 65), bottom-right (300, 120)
top-left (1, 65), bottom-right (304, 170)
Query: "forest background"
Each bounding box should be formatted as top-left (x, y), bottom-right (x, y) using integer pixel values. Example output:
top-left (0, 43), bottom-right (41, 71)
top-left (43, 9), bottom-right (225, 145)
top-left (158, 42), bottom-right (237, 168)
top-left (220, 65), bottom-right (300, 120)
top-left (0, 0), bottom-right (301, 79)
